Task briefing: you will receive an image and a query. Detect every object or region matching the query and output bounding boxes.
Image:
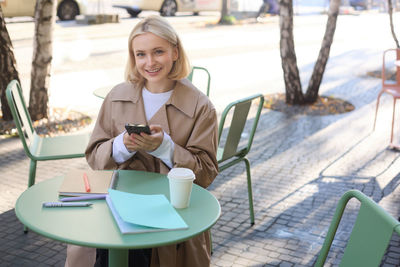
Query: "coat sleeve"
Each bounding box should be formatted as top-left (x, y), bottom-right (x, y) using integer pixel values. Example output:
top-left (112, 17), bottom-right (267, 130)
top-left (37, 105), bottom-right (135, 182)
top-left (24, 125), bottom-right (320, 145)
top-left (173, 104), bottom-right (219, 188)
top-left (85, 96), bottom-right (119, 170)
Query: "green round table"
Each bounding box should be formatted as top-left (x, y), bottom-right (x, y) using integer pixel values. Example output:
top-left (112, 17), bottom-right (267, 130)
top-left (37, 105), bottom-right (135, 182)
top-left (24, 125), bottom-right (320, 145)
top-left (15, 170), bottom-right (220, 267)
top-left (93, 86), bottom-right (111, 99)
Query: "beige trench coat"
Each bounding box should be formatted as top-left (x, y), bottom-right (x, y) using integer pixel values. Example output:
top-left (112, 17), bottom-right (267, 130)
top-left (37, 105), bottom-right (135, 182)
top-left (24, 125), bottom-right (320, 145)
top-left (85, 79), bottom-right (219, 267)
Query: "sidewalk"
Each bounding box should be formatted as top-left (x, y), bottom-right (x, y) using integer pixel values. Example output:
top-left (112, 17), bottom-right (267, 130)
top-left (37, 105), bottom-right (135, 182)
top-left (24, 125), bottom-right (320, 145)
top-left (2, 66), bottom-right (400, 267)
top-left (2, 13), bottom-right (400, 267)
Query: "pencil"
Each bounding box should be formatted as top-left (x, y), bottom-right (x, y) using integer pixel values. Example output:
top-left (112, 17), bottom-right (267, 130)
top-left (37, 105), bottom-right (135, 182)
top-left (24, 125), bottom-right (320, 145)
top-left (83, 172), bottom-right (91, 192)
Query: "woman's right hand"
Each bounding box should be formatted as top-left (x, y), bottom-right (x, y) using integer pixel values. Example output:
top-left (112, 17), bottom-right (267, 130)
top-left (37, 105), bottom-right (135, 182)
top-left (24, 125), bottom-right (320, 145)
top-left (123, 125), bottom-right (164, 152)
top-left (123, 132), bottom-right (138, 152)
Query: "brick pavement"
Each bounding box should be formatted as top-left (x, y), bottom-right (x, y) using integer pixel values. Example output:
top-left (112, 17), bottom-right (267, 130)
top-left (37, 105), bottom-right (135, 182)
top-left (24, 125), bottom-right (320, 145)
top-left (2, 59), bottom-right (400, 267)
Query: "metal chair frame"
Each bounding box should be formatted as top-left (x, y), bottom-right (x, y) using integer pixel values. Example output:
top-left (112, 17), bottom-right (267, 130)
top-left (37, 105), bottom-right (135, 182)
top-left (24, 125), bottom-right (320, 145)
top-left (188, 66), bottom-right (211, 97)
top-left (373, 48), bottom-right (400, 148)
top-left (6, 80), bottom-right (90, 190)
top-left (315, 190), bottom-right (400, 266)
top-left (217, 94), bottom-right (264, 225)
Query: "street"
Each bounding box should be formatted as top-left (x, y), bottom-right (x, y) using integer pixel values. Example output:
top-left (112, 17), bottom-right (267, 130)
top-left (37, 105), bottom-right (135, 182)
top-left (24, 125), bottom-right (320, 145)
top-left (5, 10), bottom-right (398, 116)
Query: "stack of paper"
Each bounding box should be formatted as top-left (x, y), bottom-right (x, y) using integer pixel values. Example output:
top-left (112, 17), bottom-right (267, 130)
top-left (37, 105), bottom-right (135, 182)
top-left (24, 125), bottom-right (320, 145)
top-left (106, 189), bottom-right (188, 234)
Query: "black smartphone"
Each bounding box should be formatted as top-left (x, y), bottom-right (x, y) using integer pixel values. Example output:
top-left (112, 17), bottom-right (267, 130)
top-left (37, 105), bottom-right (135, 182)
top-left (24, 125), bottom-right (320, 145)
top-left (125, 123), bottom-right (151, 135)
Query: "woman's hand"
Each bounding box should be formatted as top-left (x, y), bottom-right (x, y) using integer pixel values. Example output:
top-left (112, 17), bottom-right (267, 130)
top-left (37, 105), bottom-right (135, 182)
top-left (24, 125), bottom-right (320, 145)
top-left (123, 125), bottom-right (164, 152)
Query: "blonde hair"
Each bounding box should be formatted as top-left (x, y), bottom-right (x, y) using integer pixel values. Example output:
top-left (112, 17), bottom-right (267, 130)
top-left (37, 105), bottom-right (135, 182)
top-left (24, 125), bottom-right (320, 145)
top-left (124, 15), bottom-right (190, 87)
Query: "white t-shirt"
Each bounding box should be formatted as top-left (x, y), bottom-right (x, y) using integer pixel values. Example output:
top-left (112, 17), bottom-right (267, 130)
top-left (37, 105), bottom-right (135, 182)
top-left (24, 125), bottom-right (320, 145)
top-left (112, 87), bottom-right (175, 168)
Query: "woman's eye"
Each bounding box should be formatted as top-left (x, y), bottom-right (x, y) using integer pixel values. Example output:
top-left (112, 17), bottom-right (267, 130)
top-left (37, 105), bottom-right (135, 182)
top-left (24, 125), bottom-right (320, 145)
top-left (155, 50), bottom-right (164, 55)
top-left (136, 52), bottom-right (145, 57)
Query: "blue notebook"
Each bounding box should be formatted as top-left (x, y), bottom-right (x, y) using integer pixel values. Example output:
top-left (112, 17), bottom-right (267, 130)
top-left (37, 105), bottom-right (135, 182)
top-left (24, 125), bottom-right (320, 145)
top-left (106, 189), bottom-right (188, 234)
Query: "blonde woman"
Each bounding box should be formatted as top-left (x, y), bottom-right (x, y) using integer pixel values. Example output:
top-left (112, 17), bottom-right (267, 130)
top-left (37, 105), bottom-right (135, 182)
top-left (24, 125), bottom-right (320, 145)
top-left (65, 15), bottom-right (218, 267)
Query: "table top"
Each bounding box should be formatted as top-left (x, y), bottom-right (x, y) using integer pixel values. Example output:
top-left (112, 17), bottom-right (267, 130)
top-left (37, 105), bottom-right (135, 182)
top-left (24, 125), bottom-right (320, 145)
top-left (93, 86), bottom-right (110, 99)
top-left (15, 170), bottom-right (220, 249)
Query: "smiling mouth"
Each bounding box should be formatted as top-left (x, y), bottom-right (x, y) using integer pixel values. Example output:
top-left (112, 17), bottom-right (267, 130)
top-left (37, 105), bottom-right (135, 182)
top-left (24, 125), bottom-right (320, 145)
top-left (146, 67), bottom-right (161, 74)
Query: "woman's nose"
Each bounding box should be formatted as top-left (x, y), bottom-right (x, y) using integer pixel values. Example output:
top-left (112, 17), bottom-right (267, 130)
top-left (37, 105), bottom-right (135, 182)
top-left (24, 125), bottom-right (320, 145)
top-left (147, 55), bottom-right (155, 65)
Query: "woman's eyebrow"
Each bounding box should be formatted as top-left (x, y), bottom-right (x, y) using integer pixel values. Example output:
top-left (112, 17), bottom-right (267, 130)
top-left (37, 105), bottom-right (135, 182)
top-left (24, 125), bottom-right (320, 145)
top-left (135, 46), bottom-right (164, 52)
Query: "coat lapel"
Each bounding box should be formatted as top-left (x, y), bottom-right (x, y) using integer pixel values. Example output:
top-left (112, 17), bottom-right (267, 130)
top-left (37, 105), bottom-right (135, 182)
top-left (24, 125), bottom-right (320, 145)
top-left (110, 82), bottom-right (147, 125)
top-left (148, 79), bottom-right (199, 135)
top-left (168, 79), bottom-right (198, 119)
top-left (148, 105), bottom-right (170, 135)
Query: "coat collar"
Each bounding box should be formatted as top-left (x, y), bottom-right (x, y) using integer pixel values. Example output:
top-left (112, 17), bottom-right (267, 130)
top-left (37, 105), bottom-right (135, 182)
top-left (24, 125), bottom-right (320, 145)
top-left (167, 79), bottom-right (199, 118)
top-left (108, 80), bottom-right (200, 135)
top-left (148, 79), bottom-right (200, 135)
top-left (110, 79), bottom-right (200, 119)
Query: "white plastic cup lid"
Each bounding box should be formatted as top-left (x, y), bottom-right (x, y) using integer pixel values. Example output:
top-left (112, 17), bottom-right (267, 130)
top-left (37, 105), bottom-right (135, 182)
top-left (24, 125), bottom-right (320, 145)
top-left (167, 168), bottom-right (195, 180)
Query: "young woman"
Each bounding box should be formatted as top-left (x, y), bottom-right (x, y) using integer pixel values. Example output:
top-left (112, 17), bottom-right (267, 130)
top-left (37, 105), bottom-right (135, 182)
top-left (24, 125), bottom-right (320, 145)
top-left (65, 15), bottom-right (218, 267)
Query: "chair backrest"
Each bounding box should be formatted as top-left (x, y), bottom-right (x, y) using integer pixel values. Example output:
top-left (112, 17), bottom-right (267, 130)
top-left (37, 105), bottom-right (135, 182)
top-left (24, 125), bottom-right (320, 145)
top-left (382, 48), bottom-right (400, 86)
top-left (218, 94), bottom-right (264, 162)
top-left (315, 190), bottom-right (400, 267)
top-left (187, 66), bottom-right (211, 97)
top-left (5, 80), bottom-right (36, 156)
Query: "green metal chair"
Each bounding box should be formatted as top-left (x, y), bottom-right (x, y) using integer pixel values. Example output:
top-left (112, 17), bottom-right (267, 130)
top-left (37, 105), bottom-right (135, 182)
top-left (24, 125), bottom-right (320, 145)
top-left (5, 80), bottom-right (90, 190)
top-left (187, 66), bottom-right (211, 97)
top-left (315, 190), bottom-right (400, 266)
top-left (217, 94), bottom-right (264, 225)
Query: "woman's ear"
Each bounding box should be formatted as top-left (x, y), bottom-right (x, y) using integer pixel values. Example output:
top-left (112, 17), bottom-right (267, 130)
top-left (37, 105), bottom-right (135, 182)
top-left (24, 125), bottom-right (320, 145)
top-left (173, 46), bottom-right (179, 61)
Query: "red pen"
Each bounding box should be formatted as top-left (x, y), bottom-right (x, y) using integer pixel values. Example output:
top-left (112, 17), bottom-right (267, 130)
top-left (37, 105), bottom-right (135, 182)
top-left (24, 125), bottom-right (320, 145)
top-left (83, 173), bottom-right (91, 193)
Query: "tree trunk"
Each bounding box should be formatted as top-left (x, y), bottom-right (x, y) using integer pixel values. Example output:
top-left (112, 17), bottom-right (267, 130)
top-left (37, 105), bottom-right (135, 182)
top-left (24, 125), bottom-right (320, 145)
top-left (305, 0), bottom-right (341, 103)
top-left (278, 0), bottom-right (341, 105)
top-left (220, 0), bottom-right (229, 18)
top-left (29, 0), bottom-right (56, 121)
top-left (278, 0), bottom-right (304, 104)
top-left (388, 0), bottom-right (400, 48)
top-left (219, 0), bottom-right (236, 25)
top-left (0, 6), bottom-right (20, 121)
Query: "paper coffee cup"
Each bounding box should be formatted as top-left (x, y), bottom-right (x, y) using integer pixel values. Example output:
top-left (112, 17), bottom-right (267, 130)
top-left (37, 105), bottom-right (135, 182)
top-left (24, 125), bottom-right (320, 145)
top-left (167, 168), bottom-right (196, 209)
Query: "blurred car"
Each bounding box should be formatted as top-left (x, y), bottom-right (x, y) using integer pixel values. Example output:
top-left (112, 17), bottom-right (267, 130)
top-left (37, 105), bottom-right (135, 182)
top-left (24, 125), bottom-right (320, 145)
top-left (0, 0), bottom-right (87, 21)
top-left (349, 0), bottom-right (368, 9)
top-left (348, 0), bottom-right (384, 10)
top-left (112, 0), bottom-right (221, 17)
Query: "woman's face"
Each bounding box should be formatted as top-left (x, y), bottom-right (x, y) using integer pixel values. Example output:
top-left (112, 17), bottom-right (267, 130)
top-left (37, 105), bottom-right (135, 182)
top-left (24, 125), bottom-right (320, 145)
top-left (132, 32), bottom-right (178, 91)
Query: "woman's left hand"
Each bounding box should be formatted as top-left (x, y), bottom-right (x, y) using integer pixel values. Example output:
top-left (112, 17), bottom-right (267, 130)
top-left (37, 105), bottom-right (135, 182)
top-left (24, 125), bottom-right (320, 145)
top-left (129, 124), bottom-right (164, 152)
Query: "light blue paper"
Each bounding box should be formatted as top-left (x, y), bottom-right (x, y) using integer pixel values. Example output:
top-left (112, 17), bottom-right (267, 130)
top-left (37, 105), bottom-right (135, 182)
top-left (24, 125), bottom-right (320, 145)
top-left (108, 189), bottom-right (188, 229)
top-left (106, 196), bottom-right (186, 234)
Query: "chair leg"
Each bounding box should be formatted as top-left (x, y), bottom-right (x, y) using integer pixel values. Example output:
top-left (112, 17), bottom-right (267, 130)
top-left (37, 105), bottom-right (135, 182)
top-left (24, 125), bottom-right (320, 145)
top-left (373, 93), bottom-right (383, 131)
top-left (24, 160), bottom-right (37, 233)
top-left (28, 160), bottom-right (37, 188)
top-left (243, 158), bottom-right (255, 226)
top-left (391, 98), bottom-right (397, 144)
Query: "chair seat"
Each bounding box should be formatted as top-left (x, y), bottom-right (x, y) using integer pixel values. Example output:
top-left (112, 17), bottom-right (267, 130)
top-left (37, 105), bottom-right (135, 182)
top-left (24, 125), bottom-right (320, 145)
top-left (217, 147), bottom-right (248, 164)
top-left (382, 86), bottom-right (400, 98)
top-left (30, 132), bottom-right (90, 160)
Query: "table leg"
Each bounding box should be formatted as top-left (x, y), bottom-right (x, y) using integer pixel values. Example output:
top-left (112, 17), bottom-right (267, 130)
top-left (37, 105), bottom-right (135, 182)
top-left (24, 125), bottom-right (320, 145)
top-left (109, 248), bottom-right (128, 267)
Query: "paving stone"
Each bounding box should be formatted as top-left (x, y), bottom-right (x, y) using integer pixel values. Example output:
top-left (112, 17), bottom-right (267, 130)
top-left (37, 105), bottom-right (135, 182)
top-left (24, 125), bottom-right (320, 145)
top-left (220, 253), bottom-right (238, 261)
top-left (214, 259), bottom-right (234, 267)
